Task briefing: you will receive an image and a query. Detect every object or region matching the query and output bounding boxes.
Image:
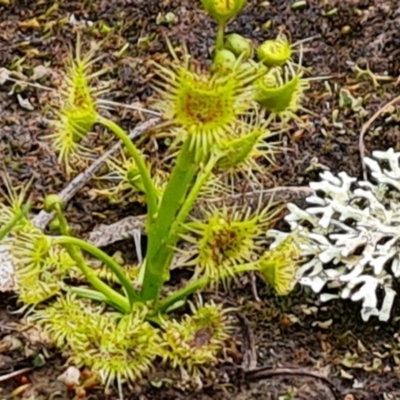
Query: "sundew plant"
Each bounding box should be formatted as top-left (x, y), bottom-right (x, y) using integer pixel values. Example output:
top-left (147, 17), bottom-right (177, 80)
top-left (0, 0), bottom-right (312, 395)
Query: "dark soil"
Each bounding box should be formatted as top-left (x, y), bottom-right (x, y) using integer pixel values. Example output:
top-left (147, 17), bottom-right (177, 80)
top-left (1, 0), bottom-right (400, 399)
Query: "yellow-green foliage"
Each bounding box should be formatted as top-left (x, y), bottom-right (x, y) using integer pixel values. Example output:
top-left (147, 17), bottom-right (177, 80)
top-left (31, 296), bottom-right (163, 387)
top-left (151, 47), bottom-right (256, 160)
top-left (201, 0), bottom-right (247, 24)
top-left (257, 34), bottom-right (292, 67)
top-left (161, 301), bottom-right (231, 377)
top-left (0, 0), bottom-right (315, 392)
top-left (46, 37), bottom-right (106, 174)
top-left (181, 205), bottom-right (275, 286)
top-left (259, 236), bottom-right (300, 295)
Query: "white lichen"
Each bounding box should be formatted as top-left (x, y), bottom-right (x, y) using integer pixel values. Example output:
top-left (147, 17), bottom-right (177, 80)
top-left (0, 244), bottom-right (16, 292)
top-left (268, 148), bottom-right (400, 321)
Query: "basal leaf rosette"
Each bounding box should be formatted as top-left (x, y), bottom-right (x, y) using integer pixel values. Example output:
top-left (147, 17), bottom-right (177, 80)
top-left (180, 205), bottom-right (277, 286)
top-left (152, 50), bottom-right (256, 160)
top-left (80, 306), bottom-right (163, 388)
top-left (32, 297), bottom-right (163, 389)
top-left (161, 301), bottom-right (232, 379)
top-left (47, 38), bottom-right (107, 174)
top-left (0, 175), bottom-right (72, 301)
top-left (11, 230), bottom-right (74, 305)
top-left (29, 294), bottom-right (102, 348)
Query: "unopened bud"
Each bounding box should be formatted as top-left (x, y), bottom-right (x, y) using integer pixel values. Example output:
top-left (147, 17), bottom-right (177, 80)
top-left (257, 35), bottom-right (291, 67)
top-left (43, 194), bottom-right (63, 213)
top-left (225, 33), bottom-right (253, 60)
top-left (212, 49), bottom-right (237, 73)
top-left (201, 0), bottom-right (247, 24)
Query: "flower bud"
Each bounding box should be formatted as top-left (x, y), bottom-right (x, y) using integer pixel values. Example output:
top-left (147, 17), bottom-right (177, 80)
top-left (257, 34), bottom-right (291, 67)
top-left (224, 33), bottom-right (253, 60)
top-left (212, 49), bottom-right (237, 73)
top-left (43, 194), bottom-right (63, 213)
top-left (201, 0), bottom-right (247, 24)
top-left (64, 105), bottom-right (97, 142)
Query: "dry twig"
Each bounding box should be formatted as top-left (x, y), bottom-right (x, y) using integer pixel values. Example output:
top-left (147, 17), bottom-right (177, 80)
top-left (85, 186), bottom-right (313, 248)
top-left (237, 312), bottom-right (257, 371)
top-left (0, 118), bottom-right (159, 292)
top-left (249, 272), bottom-right (261, 303)
top-left (245, 366), bottom-right (341, 400)
top-left (210, 186), bottom-right (313, 205)
top-left (87, 215), bottom-right (146, 247)
top-left (32, 117), bottom-right (160, 230)
top-left (0, 367), bottom-right (34, 383)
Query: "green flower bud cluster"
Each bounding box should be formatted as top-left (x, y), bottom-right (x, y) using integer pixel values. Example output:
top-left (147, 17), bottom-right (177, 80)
top-left (200, 0), bottom-right (308, 122)
top-left (201, 0), bottom-right (247, 24)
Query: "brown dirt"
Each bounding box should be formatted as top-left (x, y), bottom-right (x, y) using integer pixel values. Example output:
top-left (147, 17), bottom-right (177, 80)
top-left (1, 0), bottom-right (400, 399)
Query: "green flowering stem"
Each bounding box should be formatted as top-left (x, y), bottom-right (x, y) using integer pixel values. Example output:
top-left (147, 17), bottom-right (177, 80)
top-left (53, 237), bottom-right (130, 312)
top-left (173, 152), bottom-right (220, 229)
top-left (140, 139), bottom-right (198, 303)
top-left (154, 263), bottom-right (258, 316)
top-left (97, 115), bottom-right (158, 225)
top-left (52, 203), bottom-right (71, 235)
top-left (0, 200), bottom-right (31, 241)
top-left (154, 276), bottom-right (209, 315)
top-left (52, 235), bottom-right (139, 305)
top-left (49, 203), bottom-right (131, 312)
top-left (216, 22), bottom-right (226, 51)
top-left (62, 243), bottom-right (129, 311)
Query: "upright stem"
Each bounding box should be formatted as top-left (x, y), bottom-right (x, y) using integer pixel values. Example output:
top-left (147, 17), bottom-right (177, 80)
top-left (154, 276), bottom-right (208, 315)
top-left (155, 263), bottom-right (258, 316)
top-left (97, 116), bottom-right (158, 225)
top-left (174, 153), bottom-right (219, 228)
top-left (64, 243), bottom-right (130, 312)
top-left (140, 139), bottom-right (198, 303)
top-left (53, 205), bottom-right (130, 313)
top-left (216, 22), bottom-right (226, 51)
top-left (53, 236), bottom-right (138, 305)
